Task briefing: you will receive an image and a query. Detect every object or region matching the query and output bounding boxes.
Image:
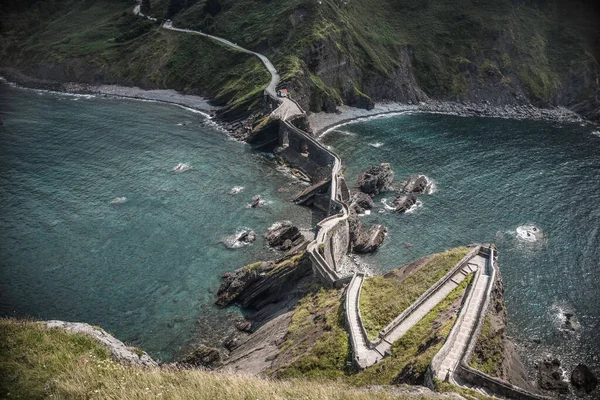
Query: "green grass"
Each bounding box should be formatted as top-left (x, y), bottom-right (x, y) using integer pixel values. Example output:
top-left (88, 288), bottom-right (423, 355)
top-left (436, 381), bottom-right (496, 400)
top-left (272, 287), bottom-right (351, 379)
top-left (0, 318), bottom-right (111, 399)
top-left (359, 247), bottom-right (470, 341)
top-left (0, 318), bottom-right (453, 400)
top-left (350, 275), bottom-right (473, 386)
top-left (468, 316), bottom-right (503, 376)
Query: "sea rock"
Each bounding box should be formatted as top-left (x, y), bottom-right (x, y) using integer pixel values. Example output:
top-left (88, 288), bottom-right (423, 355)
top-left (393, 193), bottom-right (417, 212)
top-left (353, 224), bottom-right (387, 253)
top-left (571, 364), bottom-right (598, 393)
top-left (221, 229), bottom-right (256, 248)
top-left (350, 191), bottom-right (374, 214)
top-left (400, 174), bottom-right (431, 194)
top-left (356, 163), bottom-right (394, 195)
top-left (538, 357), bottom-right (569, 393)
top-left (182, 345), bottom-right (222, 369)
top-left (265, 222), bottom-right (304, 250)
top-left (216, 252), bottom-right (311, 308)
top-left (248, 195), bottom-right (265, 208)
top-left (234, 318), bottom-right (253, 333)
top-left (222, 334), bottom-right (241, 351)
top-left (563, 312), bottom-right (582, 332)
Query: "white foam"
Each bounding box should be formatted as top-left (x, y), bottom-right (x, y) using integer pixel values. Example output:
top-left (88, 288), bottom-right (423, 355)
top-left (173, 163), bottom-right (192, 173)
top-left (405, 200), bottom-right (423, 214)
top-left (319, 110), bottom-right (416, 138)
top-left (515, 224), bottom-right (544, 242)
top-left (230, 186), bottom-right (244, 195)
top-left (591, 130), bottom-right (600, 138)
top-left (110, 196), bottom-right (128, 204)
top-left (368, 142), bottom-right (384, 148)
top-left (380, 198), bottom-right (396, 211)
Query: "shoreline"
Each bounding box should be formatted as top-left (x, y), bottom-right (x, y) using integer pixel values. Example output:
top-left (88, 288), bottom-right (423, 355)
top-left (310, 99), bottom-right (592, 138)
top-left (0, 69), bottom-right (216, 118)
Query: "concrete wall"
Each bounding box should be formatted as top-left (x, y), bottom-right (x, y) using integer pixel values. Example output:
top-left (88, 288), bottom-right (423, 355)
top-left (321, 218), bottom-right (350, 272)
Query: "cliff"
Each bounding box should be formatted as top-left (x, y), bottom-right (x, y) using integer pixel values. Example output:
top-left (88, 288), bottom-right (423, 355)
top-left (1, 0), bottom-right (599, 122)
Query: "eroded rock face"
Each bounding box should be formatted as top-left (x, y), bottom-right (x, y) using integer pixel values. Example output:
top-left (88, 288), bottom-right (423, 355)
top-left (350, 191), bottom-right (374, 214)
top-left (538, 357), bottom-right (568, 393)
top-left (182, 345), bottom-right (222, 369)
top-left (400, 175), bottom-right (431, 194)
top-left (393, 194), bottom-right (417, 212)
top-left (357, 163), bottom-right (394, 195)
top-left (216, 251), bottom-right (311, 308)
top-left (353, 224), bottom-right (387, 253)
top-left (265, 222), bottom-right (304, 250)
top-left (571, 364), bottom-right (598, 394)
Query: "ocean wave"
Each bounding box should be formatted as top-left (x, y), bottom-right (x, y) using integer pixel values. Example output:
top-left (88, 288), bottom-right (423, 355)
top-left (380, 198), bottom-right (396, 211)
top-left (368, 142), bottom-right (384, 148)
top-left (591, 130), bottom-right (600, 138)
top-left (110, 196), bottom-right (128, 204)
top-left (515, 224), bottom-right (544, 242)
top-left (230, 186), bottom-right (244, 195)
top-left (173, 163), bottom-right (192, 173)
top-left (220, 227), bottom-right (256, 248)
top-left (319, 110), bottom-right (416, 138)
top-left (405, 200), bottom-right (423, 214)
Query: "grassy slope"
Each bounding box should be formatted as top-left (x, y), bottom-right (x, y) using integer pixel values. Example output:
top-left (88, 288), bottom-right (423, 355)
top-left (468, 315), bottom-right (503, 377)
top-left (359, 247), bottom-right (470, 341)
top-left (0, 0), bottom-right (269, 112)
top-left (0, 318), bottom-right (443, 400)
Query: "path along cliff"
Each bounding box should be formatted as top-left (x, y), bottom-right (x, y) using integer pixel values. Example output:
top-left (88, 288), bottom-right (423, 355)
top-left (134, 5), bottom-right (547, 399)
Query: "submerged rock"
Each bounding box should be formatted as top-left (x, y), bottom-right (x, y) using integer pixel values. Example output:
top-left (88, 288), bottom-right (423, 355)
top-left (265, 222), bottom-right (304, 250)
top-left (538, 357), bottom-right (568, 393)
top-left (353, 224), bottom-right (387, 253)
top-left (571, 364), bottom-right (598, 393)
top-left (393, 193), bottom-right (417, 212)
top-left (248, 195), bottom-right (265, 208)
top-left (182, 345), bottom-right (222, 369)
top-left (356, 163), bottom-right (394, 195)
top-left (399, 174), bottom-right (431, 194)
top-left (221, 229), bottom-right (256, 248)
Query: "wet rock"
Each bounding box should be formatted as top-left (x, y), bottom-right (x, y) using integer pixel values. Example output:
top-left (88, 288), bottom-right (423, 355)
top-left (563, 312), bottom-right (582, 332)
top-left (356, 163), bottom-right (394, 195)
top-left (538, 357), bottom-right (568, 393)
top-left (265, 222), bottom-right (304, 250)
top-left (221, 229), bottom-right (256, 248)
top-left (182, 345), bottom-right (222, 369)
top-left (353, 224), bottom-right (387, 253)
top-left (350, 191), bottom-right (374, 214)
top-left (393, 193), bottom-right (417, 212)
top-left (571, 364), bottom-right (598, 393)
top-left (400, 174), bottom-right (431, 194)
top-left (222, 334), bottom-right (241, 351)
top-left (234, 318), bottom-right (253, 333)
top-left (248, 195), bottom-right (265, 208)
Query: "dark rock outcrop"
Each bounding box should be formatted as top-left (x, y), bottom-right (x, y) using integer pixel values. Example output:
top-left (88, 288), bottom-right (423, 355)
top-left (571, 364), bottom-right (598, 394)
top-left (393, 194), bottom-right (417, 212)
top-left (538, 357), bottom-right (568, 394)
top-left (182, 345), bottom-right (222, 369)
top-left (353, 224), bottom-right (387, 253)
top-left (563, 311), bottom-right (582, 332)
top-left (350, 191), bottom-right (374, 214)
top-left (221, 229), bottom-right (256, 248)
top-left (356, 163), bottom-right (394, 195)
top-left (400, 175), bottom-right (431, 194)
top-left (234, 318), bottom-right (253, 333)
top-left (248, 195), bottom-right (265, 208)
top-left (216, 251), bottom-right (311, 309)
top-left (265, 222), bottom-right (304, 250)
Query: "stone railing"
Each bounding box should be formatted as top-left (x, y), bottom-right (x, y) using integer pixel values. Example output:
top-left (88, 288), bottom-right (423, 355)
top-left (427, 248), bottom-right (549, 400)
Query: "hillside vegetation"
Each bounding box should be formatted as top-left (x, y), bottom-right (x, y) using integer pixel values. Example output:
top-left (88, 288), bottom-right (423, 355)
top-left (0, 318), bottom-right (454, 400)
top-left (1, 0), bottom-right (599, 120)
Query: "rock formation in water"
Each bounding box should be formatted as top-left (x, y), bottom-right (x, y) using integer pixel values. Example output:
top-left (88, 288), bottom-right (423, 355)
top-left (538, 357), bottom-right (569, 394)
top-left (353, 224), bottom-right (387, 253)
top-left (182, 345), bottom-right (223, 369)
top-left (265, 222), bottom-right (304, 251)
top-left (571, 364), bottom-right (598, 394)
top-left (393, 193), bottom-right (417, 212)
top-left (399, 175), bottom-right (431, 194)
top-left (248, 195), bottom-right (265, 208)
top-left (357, 163), bottom-right (394, 195)
top-left (350, 191), bottom-right (374, 214)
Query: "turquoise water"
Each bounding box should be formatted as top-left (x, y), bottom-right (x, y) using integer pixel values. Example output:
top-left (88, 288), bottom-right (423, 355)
top-left (323, 113), bottom-right (600, 375)
top-left (0, 83), bottom-right (313, 361)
